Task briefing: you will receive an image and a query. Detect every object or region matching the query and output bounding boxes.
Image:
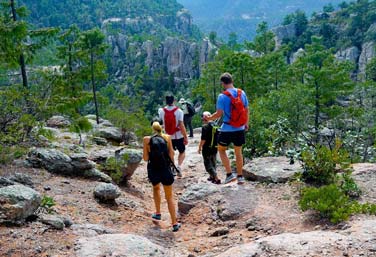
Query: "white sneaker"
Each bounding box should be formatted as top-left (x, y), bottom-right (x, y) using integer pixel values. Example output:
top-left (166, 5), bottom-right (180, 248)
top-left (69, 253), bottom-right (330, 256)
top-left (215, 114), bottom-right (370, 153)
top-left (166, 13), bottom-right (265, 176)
top-left (224, 173), bottom-right (237, 184)
top-left (176, 167), bottom-right (182, 178)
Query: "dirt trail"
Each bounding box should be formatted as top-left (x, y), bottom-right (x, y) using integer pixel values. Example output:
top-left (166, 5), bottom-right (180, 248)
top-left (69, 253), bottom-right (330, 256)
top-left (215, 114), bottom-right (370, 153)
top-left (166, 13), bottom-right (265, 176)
top-left (0, 131), bottom-right (313, 257)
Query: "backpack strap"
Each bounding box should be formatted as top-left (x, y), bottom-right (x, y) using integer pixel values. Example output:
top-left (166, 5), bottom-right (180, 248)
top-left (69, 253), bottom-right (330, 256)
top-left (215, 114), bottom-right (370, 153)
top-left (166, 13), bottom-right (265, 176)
top-left (210, 123), bottom-right (216, 148)
top-left (163, 106), bottom-right (179, 113)
top-left (222, 88), bottom-right (242, 99)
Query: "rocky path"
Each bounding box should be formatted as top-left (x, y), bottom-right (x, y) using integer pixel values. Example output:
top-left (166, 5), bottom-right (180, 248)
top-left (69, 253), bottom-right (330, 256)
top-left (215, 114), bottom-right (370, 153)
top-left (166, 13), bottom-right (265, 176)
top-left (1, 126), bottom-right (376, 257)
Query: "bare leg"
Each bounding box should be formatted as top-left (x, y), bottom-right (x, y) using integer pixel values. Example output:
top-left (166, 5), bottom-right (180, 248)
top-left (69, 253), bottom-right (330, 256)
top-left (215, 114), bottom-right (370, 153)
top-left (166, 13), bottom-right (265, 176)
top-left (218, 145), bottom-right (231, 174)
top-left (234, 146), bottom-right (243, 176)
top-left (153, 184), bottom-right (161, 214)
top-left (163, 185), bottom-right (177, 225)
top-left (178, 152), bottom-right (185, 167)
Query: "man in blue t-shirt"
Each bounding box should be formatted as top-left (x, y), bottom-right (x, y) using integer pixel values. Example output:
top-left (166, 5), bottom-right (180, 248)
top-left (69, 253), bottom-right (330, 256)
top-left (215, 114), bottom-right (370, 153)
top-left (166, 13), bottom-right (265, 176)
top-left (204, 72), bottom-right (249, 184)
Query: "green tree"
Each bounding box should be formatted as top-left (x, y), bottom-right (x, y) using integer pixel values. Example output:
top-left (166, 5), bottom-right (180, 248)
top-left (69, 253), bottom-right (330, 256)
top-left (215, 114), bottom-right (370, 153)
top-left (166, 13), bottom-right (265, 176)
top-left (292, 36), bottom-right (353, 144)
top-left (245, 21), bottom-right (275, 55)
top-left (0, 0), bottom-right (57, 88)
top-left (78, 28), bottom-right (108, 124)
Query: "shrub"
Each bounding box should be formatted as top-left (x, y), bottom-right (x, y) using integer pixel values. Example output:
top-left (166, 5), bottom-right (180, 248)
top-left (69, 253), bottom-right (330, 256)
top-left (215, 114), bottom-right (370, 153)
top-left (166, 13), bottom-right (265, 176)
top-left (299, 184), bottom-right (354, 223)
top-left (40, 195), bottom-right (56, 214)
top-left (339, 171), bottom-right (361, 198)
top-left (301, 140), bottom-right (351, 185)
top-left (0, 145), bottom-right (28, 165)
top-left (100, 155), bottom-right (129, 184)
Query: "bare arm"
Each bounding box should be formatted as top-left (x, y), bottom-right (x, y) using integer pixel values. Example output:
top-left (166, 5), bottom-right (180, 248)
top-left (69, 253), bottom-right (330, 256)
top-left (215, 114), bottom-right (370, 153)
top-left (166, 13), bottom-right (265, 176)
top-left (166, 135), bottom-right (174, 161)
top-left (206, 109), bottom-right (223, 121)
top-left (142, 136), bottom-right (150, 161)
top-left (178, 120), bottom-right (188, 145)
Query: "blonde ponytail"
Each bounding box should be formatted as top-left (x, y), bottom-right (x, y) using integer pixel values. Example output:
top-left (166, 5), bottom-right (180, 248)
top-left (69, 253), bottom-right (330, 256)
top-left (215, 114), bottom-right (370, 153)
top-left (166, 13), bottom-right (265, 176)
top-left (152, 121), bottom-right (162, 135)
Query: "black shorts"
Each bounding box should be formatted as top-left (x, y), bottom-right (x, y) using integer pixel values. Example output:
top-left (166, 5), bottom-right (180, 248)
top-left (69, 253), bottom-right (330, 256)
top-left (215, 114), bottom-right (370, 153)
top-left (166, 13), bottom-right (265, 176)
top-left (172, 138), bottom-right (185, 153)
top-left (147, 163), bottom-right (174, 186)
top-left (218, 130), bottom-right (245, 147)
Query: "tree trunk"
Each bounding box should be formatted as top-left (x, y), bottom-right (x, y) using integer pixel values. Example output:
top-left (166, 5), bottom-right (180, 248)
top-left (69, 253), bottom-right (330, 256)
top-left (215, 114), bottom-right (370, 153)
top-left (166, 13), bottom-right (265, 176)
top-left (11, 0), bottom-right (28, 88)
top-left (91, 52), bottom-right (100, 124)
top-left (314, 80), bottom-right (320, 145)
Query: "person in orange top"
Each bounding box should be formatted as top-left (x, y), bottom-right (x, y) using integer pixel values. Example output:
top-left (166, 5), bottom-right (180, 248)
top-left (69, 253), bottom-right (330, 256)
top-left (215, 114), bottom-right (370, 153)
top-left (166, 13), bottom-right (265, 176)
top-left (143, 121), bottom-right (181, 232)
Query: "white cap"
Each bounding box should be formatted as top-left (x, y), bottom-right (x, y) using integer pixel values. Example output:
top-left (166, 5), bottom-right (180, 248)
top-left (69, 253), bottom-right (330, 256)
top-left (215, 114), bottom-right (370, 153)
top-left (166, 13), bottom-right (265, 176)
top-left (179, 98), bottom-right (185, 104)
top-left (202, 111), bottom-right (211, 117)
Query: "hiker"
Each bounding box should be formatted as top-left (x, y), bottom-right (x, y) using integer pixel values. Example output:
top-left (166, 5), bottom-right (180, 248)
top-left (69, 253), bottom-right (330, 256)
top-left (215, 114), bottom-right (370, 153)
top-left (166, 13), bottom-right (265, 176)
top-left (198, 111), bottom-right (220, 184)
top-left (179, 98), bottom-right (195, 138)
top-left (158, 94), bottom-right (188, 177)
top-left (143, 121), bottom-right (181, 232)
top-left (204, 72), bottom-right (249, 184)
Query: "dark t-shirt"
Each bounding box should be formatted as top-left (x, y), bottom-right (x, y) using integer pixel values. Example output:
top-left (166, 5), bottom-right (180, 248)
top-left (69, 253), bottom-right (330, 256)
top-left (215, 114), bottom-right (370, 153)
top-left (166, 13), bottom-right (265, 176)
top-left (201, 122), bottom-right (218, 154)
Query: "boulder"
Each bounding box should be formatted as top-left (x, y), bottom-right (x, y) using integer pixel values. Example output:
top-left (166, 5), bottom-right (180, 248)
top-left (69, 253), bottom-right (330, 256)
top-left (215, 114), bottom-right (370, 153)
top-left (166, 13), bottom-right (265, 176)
top-left (94, 183), bottom-right (121, 202)
top-left (46, 115), bottom-right (71, 128)
top-left (0, 185), bottom-right (41, 223)
top-left (70, 153), bottom-right (96, 171)
top-left (39, 214), bottom-right (65, 230)
top-left (243, 157), bottom-right (302, 183)
top-left (27, 148), bottom-right (74, 175)
top-left (178, 183), bottom-right (219, 214)
top-left (75, 234), bottom-right (170, 257)
top-left (115, 148), bottom-right (143, 180)
top-left (96, 127), bottom-right (123, 142)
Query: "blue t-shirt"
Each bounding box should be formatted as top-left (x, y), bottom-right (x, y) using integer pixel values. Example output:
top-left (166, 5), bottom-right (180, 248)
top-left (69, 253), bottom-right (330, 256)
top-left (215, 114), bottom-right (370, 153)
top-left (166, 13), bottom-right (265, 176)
top-left (217, 88), bottom-right (249, 132)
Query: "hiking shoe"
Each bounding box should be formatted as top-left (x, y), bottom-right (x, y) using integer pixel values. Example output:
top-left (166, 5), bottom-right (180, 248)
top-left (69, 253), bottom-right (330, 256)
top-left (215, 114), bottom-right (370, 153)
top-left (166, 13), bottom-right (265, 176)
top-left (172, 223), bottom-right (181, 232)
top-left (224, 173), bottom-right (237, 184)
top-left (176, 167), bottom-right (182, 178)
top-left (152, 213), bottom-right (161, 220)
top-left (212, 178), bottom-right (221, 185)
top-left (237, 176), bottom-right (245, 185)
top-left (207, 176), bottom-right (214, 182)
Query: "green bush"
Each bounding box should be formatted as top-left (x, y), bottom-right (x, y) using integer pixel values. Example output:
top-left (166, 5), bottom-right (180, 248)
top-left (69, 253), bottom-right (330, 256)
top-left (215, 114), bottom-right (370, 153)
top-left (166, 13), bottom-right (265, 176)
top-left (37, 127), bottom-right (56, 141)
top-left (40, 195), bottom-right (56, 214)
top-left (299, 183), bottom-right (376, 223)
top-left (0, 145), bottom-right (28, 165)
top-left (301, 141), bottom-right (351, 185)
top-left (339, 172), bottom-right (361, 198)
top-left (100, 155), bottom-right (129, 184)
top-left (299, 184), bottom-right (354, 223)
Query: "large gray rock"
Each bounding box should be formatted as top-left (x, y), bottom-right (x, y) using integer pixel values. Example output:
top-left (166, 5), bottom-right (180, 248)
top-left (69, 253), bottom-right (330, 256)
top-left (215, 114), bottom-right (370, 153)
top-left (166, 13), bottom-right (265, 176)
top-left (93, 183), bottom-right (121, 202)
top-left (27, 148), bottom-right (112, 182)
top-left (0, 185), bottom-right (41, 223)
top-left (352, 163), bottom-right (376, 201)
top-left (216, 230), bottom-right (349, 257)
top-left (217, 185), bottom-right (258, 221)
top-left (359, 41), bottom-right (376, 77)
top-left (272, 23), bottom-right (296, 49)
top-left (46, 115), bottom-right (71, 128)
top-left (217, 219), bottom-right (376, 257)
top-left (83, 169), bottom-right (112, 183)
top-left (178, 183), bottom-right (220, 214)
top-left (96, 127), bottom-right (123, 142)
top-left (115, 148), bottom-right (143, 180)
top-left (335, 46), bottom-right (360, 63)
top-left (39, 214), bottom-right (65, 230)
top-left (27, 148), bottom-right (74, 175)
top-left (71, 153), bottom-right (96, 171)
top-left (243, 157), bottom-right (302, 183)
top-left (72, 223), bottom-right (116, 237)
top-left (75, 234), bottom-right (170, 257)
top-left (8, 173), bottom-right (34, 187)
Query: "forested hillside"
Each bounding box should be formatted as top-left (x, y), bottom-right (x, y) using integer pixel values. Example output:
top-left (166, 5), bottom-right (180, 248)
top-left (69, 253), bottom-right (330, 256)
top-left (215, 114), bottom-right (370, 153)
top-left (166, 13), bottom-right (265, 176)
top-left (0, 0), bottom-right (375, 166)
top-left (177, 0), bottom-right (348, 41)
